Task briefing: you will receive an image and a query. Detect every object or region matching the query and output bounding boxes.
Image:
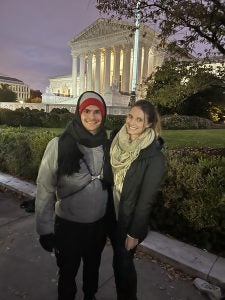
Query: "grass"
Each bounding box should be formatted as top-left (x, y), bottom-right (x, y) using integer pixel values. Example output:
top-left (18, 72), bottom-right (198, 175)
top-left (162, 129), bottom-right (225, 148)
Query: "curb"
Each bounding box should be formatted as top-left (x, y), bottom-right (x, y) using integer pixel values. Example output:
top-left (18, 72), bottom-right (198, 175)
top-left (141, 232), bottom-right (225, 289)
top-left (0, 171), bottom-right (225, 289)
top-left (0, 172), bottom-right (36, 199)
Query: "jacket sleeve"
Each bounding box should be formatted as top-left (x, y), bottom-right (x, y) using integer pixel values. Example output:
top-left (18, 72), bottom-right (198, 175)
top-left (35, 137), bottom-right (58, 235)
top-left (128, 153), bottom-right (166, 242)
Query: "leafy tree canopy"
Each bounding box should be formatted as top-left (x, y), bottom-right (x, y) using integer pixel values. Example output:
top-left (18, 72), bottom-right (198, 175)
top-left (96, 0), bottom-right (225, 56)
top-left (145, 59), bottom-right (225, 113)
top-left (26, 90), bottom-right (42, 103)
top-left (0, 84), bottom-right (17, 102)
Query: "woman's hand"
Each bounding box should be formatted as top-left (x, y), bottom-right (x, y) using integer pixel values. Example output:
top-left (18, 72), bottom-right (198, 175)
top-left (125, 235), bottom-right (139, 251)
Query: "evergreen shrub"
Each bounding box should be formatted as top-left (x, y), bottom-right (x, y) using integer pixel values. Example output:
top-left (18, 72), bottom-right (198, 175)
top-left (0, 128), bottom-right (55, 180)
top-left (150, 148), bottom-right (225, 256)
top-left (105, 115), bottom-right (126, 130)
top-left (161, 114), bottom-right (213, 129)
top-left (0, 107), bottom-right (74, 128)
top-left (50, 108), bottom-right (70, 114)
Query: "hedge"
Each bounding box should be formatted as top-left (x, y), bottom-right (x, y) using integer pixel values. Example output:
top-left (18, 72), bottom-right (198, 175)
top-left (150, 148), bottom-right (225, 256)
top-left (0, 107), bottom-right (214, 130)
top-left (0, 128), bottom-right (55, 180)
top-left (161, 114), bottom-right (213, 129)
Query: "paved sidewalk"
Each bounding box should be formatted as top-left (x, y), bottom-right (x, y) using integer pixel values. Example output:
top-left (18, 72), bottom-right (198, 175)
top-left (0, 189), bottom-right (206, 300)
top-left (0, 170), bottom-right (225, 293)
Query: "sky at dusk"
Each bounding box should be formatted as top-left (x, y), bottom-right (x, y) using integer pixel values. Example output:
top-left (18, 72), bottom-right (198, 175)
top-left (0, 0), bottom-right (103, 92)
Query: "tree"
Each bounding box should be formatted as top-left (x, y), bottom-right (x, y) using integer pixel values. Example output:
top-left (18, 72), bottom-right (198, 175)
top-left (96, 0), bottom-right (225, 56)
top-left (0, 84), bottom-right (17, 102)
top-left (145, 59), bottom-right (189, 110)
top-left (29, 97), bottom-right (42, 103)
top-left (145, 58), bottom-right (225, 117)
top-left (30, 89), bottom-right (42, 99)
top-left (182, 85), bottom-right (225, 121)
top-left (26, 89), bottom-right (42, 103)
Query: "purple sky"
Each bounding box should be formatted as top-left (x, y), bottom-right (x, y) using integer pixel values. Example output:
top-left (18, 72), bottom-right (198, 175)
top-left (0, 0), bottom-right (102, 92)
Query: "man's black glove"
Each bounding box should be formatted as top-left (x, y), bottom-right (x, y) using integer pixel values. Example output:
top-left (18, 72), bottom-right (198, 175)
top-left (39, 233), bottom-right (55, 252)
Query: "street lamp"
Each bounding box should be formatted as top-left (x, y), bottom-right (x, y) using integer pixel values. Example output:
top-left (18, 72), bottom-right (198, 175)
top-left (129, 0), bottom-right (141, 106)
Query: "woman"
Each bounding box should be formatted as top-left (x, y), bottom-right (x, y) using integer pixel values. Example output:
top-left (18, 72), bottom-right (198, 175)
top-left (110, 100), bottom-right (166, 300)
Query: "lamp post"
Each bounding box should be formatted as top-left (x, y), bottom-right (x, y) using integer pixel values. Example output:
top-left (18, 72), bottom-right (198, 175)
top-left (129, 0), bottom-right (141, 106)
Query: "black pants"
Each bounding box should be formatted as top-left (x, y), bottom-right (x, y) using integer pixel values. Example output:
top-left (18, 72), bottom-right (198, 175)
top-left (110, 229), bottom-right (137, 300)
top-left (54, 216), bottom-right (106, 300)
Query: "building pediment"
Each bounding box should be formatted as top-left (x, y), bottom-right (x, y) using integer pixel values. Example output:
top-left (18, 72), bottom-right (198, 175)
top-left (69, 18), bottom-right (158, 52)
top-left (70, 18), bottom-right (135, 43)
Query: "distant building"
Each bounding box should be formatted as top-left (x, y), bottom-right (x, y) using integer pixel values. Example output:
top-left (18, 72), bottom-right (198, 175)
top-left (43, 18), bottom-right (191, 106)
top-left (0, 74), bottom-right (30, 101)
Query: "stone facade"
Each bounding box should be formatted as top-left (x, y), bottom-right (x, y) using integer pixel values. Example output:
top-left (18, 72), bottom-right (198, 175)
top-left (43, 18), bottom-right (167, 106)
top-left (0, 74), bottom-right (30, 102)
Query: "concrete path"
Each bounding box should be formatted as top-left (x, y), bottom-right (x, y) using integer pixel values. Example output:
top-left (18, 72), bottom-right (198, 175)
top-left (0, 188), bottom-right (207, 300)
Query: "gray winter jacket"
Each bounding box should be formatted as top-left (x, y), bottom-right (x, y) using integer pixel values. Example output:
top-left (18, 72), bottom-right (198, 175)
top-left (35, 137), bottom-right (108, 235)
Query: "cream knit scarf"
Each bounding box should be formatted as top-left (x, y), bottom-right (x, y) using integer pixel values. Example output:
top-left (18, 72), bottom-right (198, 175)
top-left (110, 124), bottom-right (155, 195)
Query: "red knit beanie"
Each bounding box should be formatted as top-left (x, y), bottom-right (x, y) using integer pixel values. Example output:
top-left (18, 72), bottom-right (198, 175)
top-left (79, 92), bottom-right (106, 117)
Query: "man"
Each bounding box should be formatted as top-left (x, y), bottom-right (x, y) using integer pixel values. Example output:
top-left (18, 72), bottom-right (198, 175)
top-left (35, 91), bottom-right (114, 300)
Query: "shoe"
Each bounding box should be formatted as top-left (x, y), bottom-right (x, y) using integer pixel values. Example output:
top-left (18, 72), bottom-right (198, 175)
top-left (20, 199), bottom-right (35, 213)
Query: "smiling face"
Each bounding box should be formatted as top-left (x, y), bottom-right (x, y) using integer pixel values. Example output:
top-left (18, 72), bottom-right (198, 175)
top-left (125, 106), bottom-right (150, 140)
top-left (80, 104), bottom-right (103, 134)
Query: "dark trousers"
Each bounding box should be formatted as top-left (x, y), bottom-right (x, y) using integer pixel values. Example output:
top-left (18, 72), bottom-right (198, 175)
top-left (54, 216), bottom-right (106, 300)
top-left (109, 229), bottom-right (137, 300)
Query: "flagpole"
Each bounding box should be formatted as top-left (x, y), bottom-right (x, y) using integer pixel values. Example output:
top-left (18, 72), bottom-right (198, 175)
top-left (129, 0), bottom-right (141, 106)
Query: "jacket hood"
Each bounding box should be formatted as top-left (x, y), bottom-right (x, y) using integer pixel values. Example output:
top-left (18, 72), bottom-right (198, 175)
top-left (75, 91), bottom-right (107, 126)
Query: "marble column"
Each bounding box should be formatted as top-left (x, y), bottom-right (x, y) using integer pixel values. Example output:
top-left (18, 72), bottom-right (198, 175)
top-left (148, 48), bottom-right (155, 74)
top-left (113, 46), bottom-right (120, 90)
top-left (137, 46), bottom-right (143, 84)
top-left (95, 49), bottom-right (101, 93)
top-left (122, 47), bottom-right (131, 92)
top-left (79, 54), bottom-right (86, 94)
top-left (155, 51), bottom-right (165, 68)
top-left (87, 52), bottom-right (93, 91)
top-left (104, 48), bottom-right (111, 93)
top-left (142, 46), bottom-right (149, 79)
top-left (72, 55), bottom-right (77, 97)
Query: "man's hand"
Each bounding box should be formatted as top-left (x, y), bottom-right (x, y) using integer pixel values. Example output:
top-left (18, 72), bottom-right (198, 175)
top-left (39, 233), bottom-right (55, 252)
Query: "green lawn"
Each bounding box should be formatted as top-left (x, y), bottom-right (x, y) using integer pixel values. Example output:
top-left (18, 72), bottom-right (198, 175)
top-left (162, 129), bottom-right (225, 148)
top-left (46, 128), bottom-right (225, 148)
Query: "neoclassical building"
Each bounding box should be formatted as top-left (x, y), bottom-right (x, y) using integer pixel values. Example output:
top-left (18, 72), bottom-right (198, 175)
top-left (44, 18), bottom-right (186, 106)
top-left (0, 74), bottom-right (30, 102)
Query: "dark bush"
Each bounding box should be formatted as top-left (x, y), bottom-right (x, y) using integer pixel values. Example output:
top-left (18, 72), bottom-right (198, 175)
top-left (0, 128), bottom-right (56, 180)
top-left (161, 114), bottom-right (213, 129)
top-left (0, 107), bottom-right (74, 128)
top-left (50, 108), bottom-right (70, 114)
top-left (16, 107), bottom-right (44, 127)
top-left (105, 115), bottom-right (126, 130)
top-left (150, 148), bottom-right (225, 256)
